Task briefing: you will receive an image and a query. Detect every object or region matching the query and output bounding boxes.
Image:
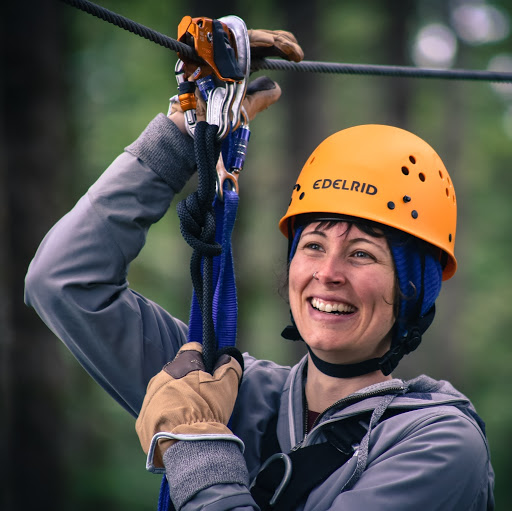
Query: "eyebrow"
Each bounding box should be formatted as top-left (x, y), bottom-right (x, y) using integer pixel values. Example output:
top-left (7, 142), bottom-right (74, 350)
top-left (301, 230), bottom-right (327, 238)
top-left (301, 231), bottom-right (386, 250)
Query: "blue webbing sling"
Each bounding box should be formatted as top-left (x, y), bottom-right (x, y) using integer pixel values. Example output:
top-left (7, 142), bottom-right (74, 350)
top-left (158, 121), bottom-right (242, 511)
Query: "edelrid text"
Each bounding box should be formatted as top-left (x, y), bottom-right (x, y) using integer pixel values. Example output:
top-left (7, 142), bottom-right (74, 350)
top-left (313, 179), bottom-right (377, 195)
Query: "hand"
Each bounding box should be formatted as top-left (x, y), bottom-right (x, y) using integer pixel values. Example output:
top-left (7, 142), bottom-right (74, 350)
top-left (248, 28), bottom-right (304, 62)
top-left (135, 342), bottom-right (244, 468)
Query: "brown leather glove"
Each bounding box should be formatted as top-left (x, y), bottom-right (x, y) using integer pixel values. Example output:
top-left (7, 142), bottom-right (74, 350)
top-left (248, 28), bottom-right (304, 62)
top-left (135, 342), bottom-right (244, 469)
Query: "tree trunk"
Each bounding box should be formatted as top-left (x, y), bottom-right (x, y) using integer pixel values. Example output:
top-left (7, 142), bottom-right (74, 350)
top-left (1, 2), bottom-right (71, 509)
top-left (382, 0), bottom-right (415, 127)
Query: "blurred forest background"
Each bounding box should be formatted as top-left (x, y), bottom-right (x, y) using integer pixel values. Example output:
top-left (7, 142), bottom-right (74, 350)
top-left (2, 0), bottom-right (512, 509)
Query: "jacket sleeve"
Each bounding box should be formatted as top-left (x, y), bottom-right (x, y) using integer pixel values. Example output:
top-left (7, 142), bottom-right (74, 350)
top-left (163, 440), bottom-right (259, 511)
top-left (24, 114), bottom-right (197, 417)
top-left (324, 406), bottom-right (494, 510)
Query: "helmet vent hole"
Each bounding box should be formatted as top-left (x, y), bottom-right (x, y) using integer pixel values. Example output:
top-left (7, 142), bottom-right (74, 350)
top-left (445, 188), bottom-right (449, 197)
top-left (419, 173), bottom-right (426, 182)
top-left (411, 210), bottom-right (418, 219)
top-left (447, 177), bottom-right (451, 185)
top-left (309, 156), bottom-right (315, 165)
top-left (449, 234), bottom-right (453, 242)
top-left (294, 184), bottom-right (301, 191)
top-left (409, 155), bottom-right (416, 164)
top-left (401, 166), bottom-right (409, 175)
top-left (387, 201), bottom-right (396, 210)
top-left (439, 170), bottom-right (443, 179)
top-left (299, 192), bottom-right (305, 200)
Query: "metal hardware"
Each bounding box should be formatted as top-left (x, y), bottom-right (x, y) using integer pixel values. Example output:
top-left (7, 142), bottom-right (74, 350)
top-left (250, 453), bottom-right (293, 507)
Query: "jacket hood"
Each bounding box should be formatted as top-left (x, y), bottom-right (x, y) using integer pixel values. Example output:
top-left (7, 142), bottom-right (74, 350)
top-left (277, 356), bottom-right (478, 452)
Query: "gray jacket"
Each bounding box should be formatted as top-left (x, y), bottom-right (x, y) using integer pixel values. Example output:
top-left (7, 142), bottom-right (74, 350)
top-left (25, 114), bottom-right (494, 510)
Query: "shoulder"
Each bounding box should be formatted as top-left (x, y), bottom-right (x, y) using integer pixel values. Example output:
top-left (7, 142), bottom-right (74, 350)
top-left (320, 403), bottom-right (494, 510)
top-left (366, 404), bottom-right (493, 508)
top-left (239, 353), bottom-right (292, 401)
top-left (375, 403), bottom-right (489, 455)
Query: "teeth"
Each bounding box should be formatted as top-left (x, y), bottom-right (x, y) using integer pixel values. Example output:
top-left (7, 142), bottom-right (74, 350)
top-left (311, 298), bottom-right (356, 314)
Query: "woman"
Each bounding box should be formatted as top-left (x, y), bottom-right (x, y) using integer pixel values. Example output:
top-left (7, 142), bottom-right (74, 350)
top-left (25, 35), bottom-right (493, 511)
top-left (134, 124), bottom-right (494, 510)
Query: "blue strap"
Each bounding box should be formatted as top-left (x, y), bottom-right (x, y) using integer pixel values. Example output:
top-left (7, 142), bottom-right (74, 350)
top-left (187, 188), bottom-right (239, 347)
top-left (158, 475), bottom-right (172, 511)
top-left (158, 188), bottom-right (239, 511)
top-left (159, 105), bottom-right (244, 510)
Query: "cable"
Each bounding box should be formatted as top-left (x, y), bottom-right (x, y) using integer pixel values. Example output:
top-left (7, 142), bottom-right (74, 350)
top-left (59, 0), bottom-right (512, 83)
top-left (252, 58), bottom-right (512, 83)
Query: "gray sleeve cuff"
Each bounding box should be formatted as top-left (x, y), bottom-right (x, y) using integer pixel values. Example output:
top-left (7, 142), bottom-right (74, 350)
top-left (163, 440), bottom-right (250, 510)
top-left (125, 113), bottom-right (196, 193)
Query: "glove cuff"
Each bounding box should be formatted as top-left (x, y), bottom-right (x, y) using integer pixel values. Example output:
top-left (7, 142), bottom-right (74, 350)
top-left (146, 431), bottom-right (245, 472)
top-left (163, 439), bottom-right (249, 510)
top-left (125, 113), bottom-right (196, 193)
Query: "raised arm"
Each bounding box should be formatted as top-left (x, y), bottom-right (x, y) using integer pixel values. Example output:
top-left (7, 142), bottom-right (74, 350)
top-left (25, 114), bottom-right (195, 416)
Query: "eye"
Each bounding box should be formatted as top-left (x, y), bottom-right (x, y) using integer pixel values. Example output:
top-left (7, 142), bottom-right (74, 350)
top-left (304, 242), bottom-right (323, 252)
top-left (352, 250), bottom-right (375, 261)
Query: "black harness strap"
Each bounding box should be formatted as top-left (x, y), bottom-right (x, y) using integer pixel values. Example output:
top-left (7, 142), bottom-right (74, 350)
top-left (251, 408), bottom-right (415, 510)
top-left (251, 443), bottom-right (354, 511)
top-left (250, 415), bottom-right (369, 511)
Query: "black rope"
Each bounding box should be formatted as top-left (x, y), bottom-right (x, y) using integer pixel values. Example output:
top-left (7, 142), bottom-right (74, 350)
top-left (252, 58), bottom-right (512, 83)
top-left (59, 0), bottom-right (512, 83)
top-left (176, 122), bottom-right (222, 373)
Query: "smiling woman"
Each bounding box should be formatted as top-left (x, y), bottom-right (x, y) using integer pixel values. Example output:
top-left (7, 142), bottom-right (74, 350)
top-left (25, 92), bottom-right (494, 510)
top-left (289, 222), bottom-right (395, 365)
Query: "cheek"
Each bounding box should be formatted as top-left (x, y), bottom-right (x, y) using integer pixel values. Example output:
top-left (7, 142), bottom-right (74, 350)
top-left (288, 260), bottom-right (298, 302)
top-left (288, 258), bottom-right (305, 310)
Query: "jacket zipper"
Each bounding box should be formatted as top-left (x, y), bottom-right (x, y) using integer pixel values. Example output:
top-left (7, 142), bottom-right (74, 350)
top-left (293, 383), bottom-right (406, 451)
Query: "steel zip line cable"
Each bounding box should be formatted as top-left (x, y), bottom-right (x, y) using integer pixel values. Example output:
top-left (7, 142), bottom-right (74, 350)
top-left (59, 0), bottom-right (512, 83)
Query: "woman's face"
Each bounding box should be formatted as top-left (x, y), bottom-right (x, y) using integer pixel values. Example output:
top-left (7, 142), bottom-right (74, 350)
top-left (289, 221), bottom-right (396, 365)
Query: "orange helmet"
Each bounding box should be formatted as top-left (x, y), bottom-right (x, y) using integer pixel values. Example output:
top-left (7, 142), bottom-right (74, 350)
top-left (279, 124), bottom-right (457, 280)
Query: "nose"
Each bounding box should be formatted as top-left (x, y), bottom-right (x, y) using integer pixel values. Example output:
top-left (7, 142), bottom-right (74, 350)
top-left (314, 255), bottom-right (347, 285)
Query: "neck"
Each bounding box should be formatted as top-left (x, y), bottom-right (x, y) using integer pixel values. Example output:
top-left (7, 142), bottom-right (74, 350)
top-left (305, 354), bottom-right (392, 413)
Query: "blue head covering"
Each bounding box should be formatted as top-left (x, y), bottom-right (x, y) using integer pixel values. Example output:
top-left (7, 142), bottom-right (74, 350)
top-left (389, 240), bottom-right (442, 343)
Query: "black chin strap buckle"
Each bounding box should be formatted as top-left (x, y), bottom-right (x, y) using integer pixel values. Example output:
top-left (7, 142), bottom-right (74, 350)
top-left (378, 345), bottom-right (402, 376)
top-left (379, 326), bottom-right (424, 375)
top-left (403, 327), bottom-right (422, 354)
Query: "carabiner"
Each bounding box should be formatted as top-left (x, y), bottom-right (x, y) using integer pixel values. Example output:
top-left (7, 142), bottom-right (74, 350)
top-left (216, 153), bottom-right (239, 202)
top-left (174, 15), bottom-right (251, 141)
top-left (174, 60), bottom-right (198, 138)
top-left (172, 15), bottom-right (252, 198)
top-left (216, 108), bottom-right (250, 200)
top-left (250, 452), bottom-right (293, 507)
top-left (220, 15), bottom-right (251, 133)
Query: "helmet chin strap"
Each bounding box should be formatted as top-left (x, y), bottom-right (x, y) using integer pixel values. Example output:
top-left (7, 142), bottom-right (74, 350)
top-left (305, 345), bottom-right (384, 378)
top-left (281, 305), bottom-right (435, 378)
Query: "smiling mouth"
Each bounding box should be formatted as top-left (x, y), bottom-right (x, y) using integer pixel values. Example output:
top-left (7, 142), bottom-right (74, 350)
top-left (311, 298), bottom-right (357, 315)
